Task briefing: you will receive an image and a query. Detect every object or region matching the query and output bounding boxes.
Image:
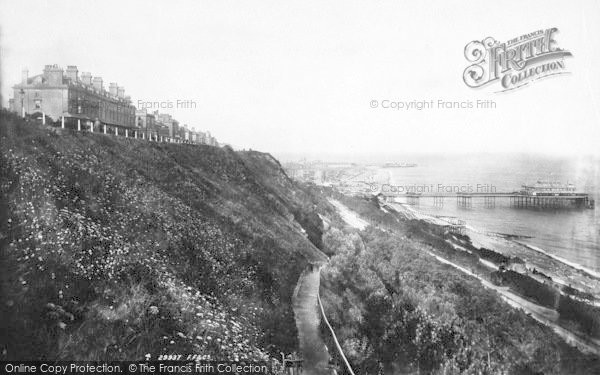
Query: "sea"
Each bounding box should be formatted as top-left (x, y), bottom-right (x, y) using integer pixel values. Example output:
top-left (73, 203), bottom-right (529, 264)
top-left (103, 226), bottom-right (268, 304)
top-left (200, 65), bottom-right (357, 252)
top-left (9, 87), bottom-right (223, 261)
top-left (277, 151), bottom-right (600, 296)
top-left (368, 153), bottom-right (600, 297)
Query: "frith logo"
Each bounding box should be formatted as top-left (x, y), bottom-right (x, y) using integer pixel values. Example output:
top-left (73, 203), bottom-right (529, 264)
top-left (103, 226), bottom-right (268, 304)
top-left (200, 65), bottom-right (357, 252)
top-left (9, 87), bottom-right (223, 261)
top-left (463, 28), bottom-right (572, 92)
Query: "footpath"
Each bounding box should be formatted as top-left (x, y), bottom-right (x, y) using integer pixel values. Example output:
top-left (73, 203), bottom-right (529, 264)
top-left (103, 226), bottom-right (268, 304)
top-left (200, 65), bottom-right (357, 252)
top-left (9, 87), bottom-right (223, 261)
top-left (292, 265), bottom-right (333, 375)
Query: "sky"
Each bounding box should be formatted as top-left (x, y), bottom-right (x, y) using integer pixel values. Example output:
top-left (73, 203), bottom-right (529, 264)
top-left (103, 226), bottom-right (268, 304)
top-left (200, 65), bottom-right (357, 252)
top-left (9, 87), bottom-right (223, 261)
top-left (1, 0), bottom-right (599, 158)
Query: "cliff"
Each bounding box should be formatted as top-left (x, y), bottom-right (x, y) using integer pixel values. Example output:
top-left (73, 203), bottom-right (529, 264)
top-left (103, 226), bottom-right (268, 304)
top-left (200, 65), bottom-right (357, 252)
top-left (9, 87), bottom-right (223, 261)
top-left (0, 110), bottom-right (326, 360)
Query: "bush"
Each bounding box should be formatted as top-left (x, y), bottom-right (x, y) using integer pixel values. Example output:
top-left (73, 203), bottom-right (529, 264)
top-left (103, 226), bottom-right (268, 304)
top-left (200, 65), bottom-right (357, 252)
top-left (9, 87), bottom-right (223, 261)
top-left (558, 296), bottom-right (600, 338)
top-left (492, 270), bottom-right (558, 308)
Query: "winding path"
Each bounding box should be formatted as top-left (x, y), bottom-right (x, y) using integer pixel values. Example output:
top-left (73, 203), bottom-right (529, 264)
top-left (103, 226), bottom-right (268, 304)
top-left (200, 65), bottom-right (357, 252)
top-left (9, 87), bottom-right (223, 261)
top-left (292, 265), bottom-right (333, 375)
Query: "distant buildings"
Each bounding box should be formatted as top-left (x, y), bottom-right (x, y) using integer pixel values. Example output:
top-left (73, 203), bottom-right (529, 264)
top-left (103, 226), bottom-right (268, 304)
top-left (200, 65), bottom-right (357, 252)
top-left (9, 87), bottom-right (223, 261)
top-left (10, 64), bottom-right (219, 146)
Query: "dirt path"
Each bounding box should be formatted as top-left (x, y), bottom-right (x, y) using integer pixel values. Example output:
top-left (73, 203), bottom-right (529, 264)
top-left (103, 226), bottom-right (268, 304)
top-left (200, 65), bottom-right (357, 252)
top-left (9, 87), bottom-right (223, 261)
top-left (292, 266), bottom-right (333, 375)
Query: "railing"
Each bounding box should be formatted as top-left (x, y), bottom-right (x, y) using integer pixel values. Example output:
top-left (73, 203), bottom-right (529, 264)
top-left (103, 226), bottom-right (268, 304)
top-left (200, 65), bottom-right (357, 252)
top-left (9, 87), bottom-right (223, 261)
top-left (44, 116), bottom-right (217, 147)
top-left (316, 284), bottom-right (356, 375)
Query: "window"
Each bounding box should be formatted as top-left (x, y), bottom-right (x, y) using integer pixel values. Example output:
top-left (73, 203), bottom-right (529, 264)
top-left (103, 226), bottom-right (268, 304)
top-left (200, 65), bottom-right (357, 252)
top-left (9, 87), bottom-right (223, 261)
top-left (34, 99), bottom-right (42, 109)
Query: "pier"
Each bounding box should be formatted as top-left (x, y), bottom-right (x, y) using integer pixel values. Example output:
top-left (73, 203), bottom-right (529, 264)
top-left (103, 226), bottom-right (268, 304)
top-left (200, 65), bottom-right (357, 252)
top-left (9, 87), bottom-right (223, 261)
top-left (382, 192), bottom-right (595, 209)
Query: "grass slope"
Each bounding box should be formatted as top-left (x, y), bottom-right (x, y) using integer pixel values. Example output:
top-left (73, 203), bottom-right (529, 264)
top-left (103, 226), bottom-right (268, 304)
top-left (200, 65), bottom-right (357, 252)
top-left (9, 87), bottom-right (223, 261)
top-left (317, 194), bottom-right (600, 375)
top-left (0, 110), bottom-right (325, 361)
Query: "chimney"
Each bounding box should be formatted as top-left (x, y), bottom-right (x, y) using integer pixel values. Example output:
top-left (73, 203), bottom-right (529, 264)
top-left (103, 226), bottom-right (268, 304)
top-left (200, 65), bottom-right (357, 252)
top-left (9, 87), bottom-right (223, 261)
top-left (44, 64), bottom-right (63, 86)
top-left (81, 72), bottom-right (92, 86)
top-left (117, 86), bottom-right (125, 99)
top-left (109, 83), bottom-right (118, 97)
top-left (21, 68), bottom-right (29, 84)
top-left (66, 65), bottom-right (78, 82)
top-left (92, 77), bottom-right (103, 92)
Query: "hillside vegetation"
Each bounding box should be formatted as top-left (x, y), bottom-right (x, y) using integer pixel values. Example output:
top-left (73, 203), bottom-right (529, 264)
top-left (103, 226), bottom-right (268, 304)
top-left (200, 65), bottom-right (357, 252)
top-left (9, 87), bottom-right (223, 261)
top-left (0, 110), bottom-right (327, 360)
top-left (317, 193), bottom-right (600, 375)
top-left (4, 110), bottom-right (599, 374)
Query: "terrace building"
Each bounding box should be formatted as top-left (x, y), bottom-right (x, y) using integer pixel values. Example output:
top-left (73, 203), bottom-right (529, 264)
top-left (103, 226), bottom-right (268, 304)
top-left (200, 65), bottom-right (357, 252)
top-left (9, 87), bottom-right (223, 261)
top-left (155, 112), bottom-right (180, 140)
top-left (11, 65), bottom-right (136, 132)
top-left (135, 108), bottom-right (158, 140)
top-left (182, 124), bottom-right (190, 142)
top-left (10, 65), bottom-right (221, 147)
top-left (205, 131), bottom-right (218, 146)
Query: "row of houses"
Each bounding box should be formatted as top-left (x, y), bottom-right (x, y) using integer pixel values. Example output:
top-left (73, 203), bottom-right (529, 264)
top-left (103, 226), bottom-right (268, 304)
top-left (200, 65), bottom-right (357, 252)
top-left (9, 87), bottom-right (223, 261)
top-left (135, 109), bottom-right (217, 145)
top-left (9, 64), bottom-right (218, 146)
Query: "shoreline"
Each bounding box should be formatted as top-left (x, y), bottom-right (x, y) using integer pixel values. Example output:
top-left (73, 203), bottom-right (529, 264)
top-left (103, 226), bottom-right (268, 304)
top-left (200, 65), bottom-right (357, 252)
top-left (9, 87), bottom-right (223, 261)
top-left (387, 200), bottom-right (600, 300)
top-left (378, 199), bottom-right (600, 354)
top-left (514, 240), bottom-right (600, 279)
